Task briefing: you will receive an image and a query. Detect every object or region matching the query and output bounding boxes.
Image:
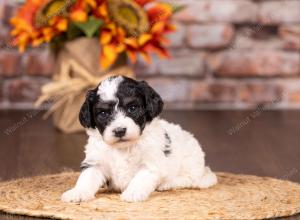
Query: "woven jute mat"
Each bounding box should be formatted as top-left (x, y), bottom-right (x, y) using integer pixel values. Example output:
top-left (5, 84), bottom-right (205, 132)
top-left (0, 172), bottom-right (300, 220)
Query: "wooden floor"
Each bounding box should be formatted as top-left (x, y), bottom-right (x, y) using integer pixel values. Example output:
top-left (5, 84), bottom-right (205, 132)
top-left (0, 110), bottom-right (299, 220)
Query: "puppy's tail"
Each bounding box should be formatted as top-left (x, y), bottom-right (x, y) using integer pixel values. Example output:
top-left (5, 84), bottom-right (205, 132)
top-left (198, 166), bottom-right (218, 188)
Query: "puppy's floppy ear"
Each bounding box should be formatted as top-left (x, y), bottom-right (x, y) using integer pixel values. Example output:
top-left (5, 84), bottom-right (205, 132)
top-left (79, 89), bottom-right (96, 128)
top-left (138, 81), bottom-right (164, 121)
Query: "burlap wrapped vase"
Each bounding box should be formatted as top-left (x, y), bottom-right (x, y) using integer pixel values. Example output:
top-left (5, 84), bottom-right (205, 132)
top-left (35, 38), bottom-right (134, 133)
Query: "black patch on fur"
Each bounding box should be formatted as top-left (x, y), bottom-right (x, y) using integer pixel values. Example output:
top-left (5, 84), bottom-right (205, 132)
top-left (80, 162), bottom-right (92, 171)
top-left (165, 132), bottom-right (171, 144)
top-left (79, 89), bottom-right (98, 129)
top-left (137, 81), bottom-right (164, 122)
top-left (163, 132), bottom-right (172, 157)
top-left (163, 149), bottom-right (171, 156)
top-left (93, 100), bottom-right (117, 134)
top-left (103, 179), bottom-right (112, 189)
top-left (115, 77), bottom-right (149, 131)
top-left (79, 76), bottom-right (164, 135)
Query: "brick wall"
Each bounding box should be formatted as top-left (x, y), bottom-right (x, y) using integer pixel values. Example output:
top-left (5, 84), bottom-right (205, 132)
top-left (0, 0), bottom-right (300, 109)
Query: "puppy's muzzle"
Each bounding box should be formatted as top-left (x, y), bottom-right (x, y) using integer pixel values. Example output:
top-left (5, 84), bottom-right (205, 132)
top-left (113, 127), bottom-right (127, 138)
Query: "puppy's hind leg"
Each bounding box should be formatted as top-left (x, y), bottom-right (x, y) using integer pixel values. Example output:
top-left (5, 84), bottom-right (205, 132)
top-left (157, 177), bottom-right (194, 191)
top-left (195, 166), bottom-right (217, 188)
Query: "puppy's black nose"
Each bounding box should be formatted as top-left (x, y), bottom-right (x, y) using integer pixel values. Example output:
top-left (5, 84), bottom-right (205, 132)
top-left (113, 127), bottom-right (126, 138)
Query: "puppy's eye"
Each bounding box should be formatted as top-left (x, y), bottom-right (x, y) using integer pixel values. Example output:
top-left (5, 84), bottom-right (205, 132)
top-left (127, 105), bottom-right (138, 114)
top-left (98, 111), bottom-right (110, 119)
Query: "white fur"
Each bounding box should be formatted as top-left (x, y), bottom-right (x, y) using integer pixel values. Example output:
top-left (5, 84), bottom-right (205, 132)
top-left (61, 118), bottom-right (217, 202)
top-left (97, 76), bottom-right (123, 101)
top-left (103, 111), bottom-right (141, 147)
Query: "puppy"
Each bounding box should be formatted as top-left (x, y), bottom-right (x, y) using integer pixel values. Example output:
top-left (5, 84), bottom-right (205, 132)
top-left (61, 76), bottom-right (217, 203)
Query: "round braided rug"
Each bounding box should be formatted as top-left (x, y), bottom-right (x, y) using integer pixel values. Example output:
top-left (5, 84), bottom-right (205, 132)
top-left (0, 172), bottom-right (300, 220)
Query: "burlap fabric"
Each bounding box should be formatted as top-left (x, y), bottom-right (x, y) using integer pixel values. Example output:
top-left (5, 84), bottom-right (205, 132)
top-left (0, 172), bottom-right (299, 219)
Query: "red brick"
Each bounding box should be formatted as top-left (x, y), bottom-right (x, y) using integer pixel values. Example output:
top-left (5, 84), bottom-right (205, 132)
top-left (141, 78), bottom-right (238, 103)
top-left (0, 2), bottom-right (4, 21)
top-left (7, 79), bottom-right (44, 102)
top-left (0, 50), bottom-right (22, 77)
top-left (208, 83), bottom-right (236, 102)
top-left (238, 83), bottom-right (283, 103)
top-left (158, 51), bottom-right (205, 76)
top-left (136, 51), bottom-right (206, 77)
top-left (137, 78), bottom-right (284, 105)
top-left (279, 25), bottom-right (300, 50)
top-left (258, 0), bottom-right (300, 24)
top-left (25, 50), bottom-right (55, 77)
top-left (190, 81), bottom-right (236, 103)
top-left (187, 24), bottom-right (234, 49)
top-left (146, 79), bottom-right (237, 103)
top-left (208, 51), bottom-right (300, 77)
top-left (232, 27), bottom-right (284, 50)
top-left (0, 81), bottom-right (3, 102)
top-left (146, 78), bottom-right (190, 102)
top-left (233, 32), bottom-right (284, 50)
top-left (281, 80), bottom-right (300, 103)
top-left (175, 0), bottom-right (257, 23)
top-left (1, 3), bottom-right (18, 24)
top-left (134, 56), bottom-right (158, 76)
top-left (189, 81), bottom-right (207, 102)
top-left (0, 24), bottom-right (11, 47)
top-left (289, 91), bottom-right (300, 103)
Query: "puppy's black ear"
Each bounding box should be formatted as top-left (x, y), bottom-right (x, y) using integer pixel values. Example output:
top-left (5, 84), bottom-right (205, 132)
top-left (79, 89), bottom-right (96, 128)
top-left (138, 81), bottom-right (164, 121)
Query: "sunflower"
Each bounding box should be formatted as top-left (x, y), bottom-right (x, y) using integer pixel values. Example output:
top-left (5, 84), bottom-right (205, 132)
top-left (11, 0), bottom-right (73, 52)
top-left (11, 0), bottom-right (178, 69)
top-left (97, 0), bottom-right (175, 69)
top-left (107, 0), bottom-right (149, 37)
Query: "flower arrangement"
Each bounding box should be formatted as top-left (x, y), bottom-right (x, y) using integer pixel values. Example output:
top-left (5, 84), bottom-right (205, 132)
top-left (10, 0), bottom-right (183, 133)
top-left (11, 0), bottom-right (182, 69)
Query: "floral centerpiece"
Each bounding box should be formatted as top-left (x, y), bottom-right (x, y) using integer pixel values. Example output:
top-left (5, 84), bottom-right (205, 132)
top-left (10, 0), bottom-right (182, 133)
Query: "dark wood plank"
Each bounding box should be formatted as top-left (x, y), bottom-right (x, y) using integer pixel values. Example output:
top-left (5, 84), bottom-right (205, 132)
top-left (0, 110), bottom-right (299, 220)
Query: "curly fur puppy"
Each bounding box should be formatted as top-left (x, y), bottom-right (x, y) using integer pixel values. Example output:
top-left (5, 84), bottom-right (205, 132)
top-left (61, 76), bottom-right (217, 203)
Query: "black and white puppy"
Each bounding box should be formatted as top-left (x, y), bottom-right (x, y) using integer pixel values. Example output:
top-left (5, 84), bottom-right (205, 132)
top-left (61, 76), bottom-right (217, 202)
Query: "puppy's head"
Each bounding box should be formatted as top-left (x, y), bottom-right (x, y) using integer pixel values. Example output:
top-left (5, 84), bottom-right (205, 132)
top-left (79, 76), bottom-right (163, 148)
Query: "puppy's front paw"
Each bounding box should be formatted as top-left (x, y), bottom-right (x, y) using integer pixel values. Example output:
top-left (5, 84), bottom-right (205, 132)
top-left (61, 188), bottom-right (94, 203)
top-left (120, 189), bottom-right (149, 202)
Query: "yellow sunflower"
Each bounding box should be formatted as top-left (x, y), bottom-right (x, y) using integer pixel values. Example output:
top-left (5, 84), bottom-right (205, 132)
top-left (11, 0), bottom-right (73, 52)
top-left (11, 0), bottom-right (177, 69)
top-left (96, 0), bottom-right (175, 69)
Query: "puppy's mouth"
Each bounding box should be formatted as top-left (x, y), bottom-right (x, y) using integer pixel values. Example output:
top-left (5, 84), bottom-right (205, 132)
top-left (107, 137), bottom-right (131, 144)
top-left (108, 137), bottom-right (138, 148)
top-left (117, 138), bottom-right (129, 143)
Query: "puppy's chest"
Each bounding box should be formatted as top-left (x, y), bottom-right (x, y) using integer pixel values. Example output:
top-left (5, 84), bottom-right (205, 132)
top-left (107, 149), bottom-right (141, 190)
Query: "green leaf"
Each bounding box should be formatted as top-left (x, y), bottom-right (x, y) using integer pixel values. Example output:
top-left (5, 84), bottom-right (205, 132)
top-left (67, 22), bottom-right (84, 40)
top-left (172, 4), bottom-right (186, 13)
top-left (73, 16), bottom-right (103, 38)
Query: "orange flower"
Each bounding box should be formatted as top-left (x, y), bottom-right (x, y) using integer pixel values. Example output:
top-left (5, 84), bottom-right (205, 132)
top-left (147, 3), bottom-right (172, 24)
top-left (100, 22), bottom-right (127, 68)
top-left (134, 0), bottom-right (154, 6)
top-left (97, 0), bottom-right (175, 69)
top-left (132, 2), bottom-right (174, 62)
top-left (11, 0), bottom-right (177, 69)
top-left (11, 0), bottom-right (71, 52)
top-left (70, 0), bottom-right (97, 22)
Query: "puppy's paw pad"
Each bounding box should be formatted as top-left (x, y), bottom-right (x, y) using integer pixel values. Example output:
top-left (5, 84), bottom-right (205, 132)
top-left (61, 188), bottom-right (94, 203)
top-left (120, 190), bottom-right (148, 202)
